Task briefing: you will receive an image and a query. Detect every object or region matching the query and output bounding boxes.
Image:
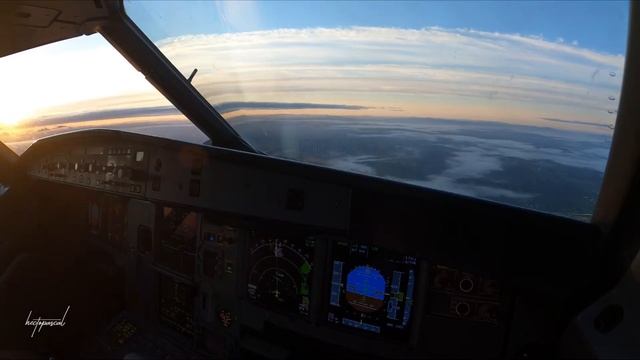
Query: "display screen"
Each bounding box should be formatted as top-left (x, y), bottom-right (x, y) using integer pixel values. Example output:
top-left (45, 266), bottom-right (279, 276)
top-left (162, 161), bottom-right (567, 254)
top-left (156, 207), bottom-right (198, 277)
top-left (247, 236), bottom-right (314, 316)
top-left (327, 241), bottom-right (417, 338)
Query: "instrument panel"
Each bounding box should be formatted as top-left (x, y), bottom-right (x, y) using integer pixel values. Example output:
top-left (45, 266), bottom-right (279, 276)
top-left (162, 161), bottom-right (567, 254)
top-left (32, 144), bottom-right (149, 195)
top-left (26, 133), bottom-right (352, 231)
top-left (19, 130), bottom-right (542, 359)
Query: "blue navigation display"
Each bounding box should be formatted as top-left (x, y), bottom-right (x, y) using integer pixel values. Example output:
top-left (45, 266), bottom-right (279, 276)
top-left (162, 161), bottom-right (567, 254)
top-left (327, 241), bottom-right (418, 339)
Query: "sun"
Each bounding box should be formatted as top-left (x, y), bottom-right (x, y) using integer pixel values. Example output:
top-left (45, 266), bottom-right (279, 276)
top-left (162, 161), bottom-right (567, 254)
top-left (0, 104), bottom-right (32, 127)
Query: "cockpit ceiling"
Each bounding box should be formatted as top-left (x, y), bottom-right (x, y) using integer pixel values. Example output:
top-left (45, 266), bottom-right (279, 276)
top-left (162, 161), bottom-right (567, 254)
top-left (0, 0), bottom-right (109, 57)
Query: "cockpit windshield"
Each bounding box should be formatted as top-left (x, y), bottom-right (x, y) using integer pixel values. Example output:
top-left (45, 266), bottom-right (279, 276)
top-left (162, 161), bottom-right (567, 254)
top-left (124, 0), bottom-right (629, 220)
top-left (0, 1), bottom-right (630, 220)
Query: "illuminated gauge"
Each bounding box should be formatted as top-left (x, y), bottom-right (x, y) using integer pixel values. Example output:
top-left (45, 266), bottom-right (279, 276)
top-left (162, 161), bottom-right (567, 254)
top-left (345, 266), bottom-right (386, 313)
top-left (247, 237), bottom-right (314, 316)
top-left (328, 241), bottom-right (417, 337)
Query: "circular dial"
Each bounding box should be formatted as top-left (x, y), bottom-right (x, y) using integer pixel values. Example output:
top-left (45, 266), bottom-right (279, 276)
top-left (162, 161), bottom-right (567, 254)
top-left (248, 238), bottom-right (313, 315)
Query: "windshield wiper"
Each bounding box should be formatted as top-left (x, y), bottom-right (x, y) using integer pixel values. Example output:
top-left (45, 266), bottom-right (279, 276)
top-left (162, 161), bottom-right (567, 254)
top-left (187, 68), bottom-right (198, 83)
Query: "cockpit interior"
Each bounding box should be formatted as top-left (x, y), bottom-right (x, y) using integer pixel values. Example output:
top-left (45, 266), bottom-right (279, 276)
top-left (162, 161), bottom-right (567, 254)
top-left (0, 1), bottom-right (639, 359)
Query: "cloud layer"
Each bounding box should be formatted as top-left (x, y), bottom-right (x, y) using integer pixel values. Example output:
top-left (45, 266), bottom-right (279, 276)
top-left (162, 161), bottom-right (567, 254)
top-left (230, 114), bottom-right (610, 215)
top-left (156, 26), bottom-right (624, 132)
top-left (5, 25), bottom-right (625, 139)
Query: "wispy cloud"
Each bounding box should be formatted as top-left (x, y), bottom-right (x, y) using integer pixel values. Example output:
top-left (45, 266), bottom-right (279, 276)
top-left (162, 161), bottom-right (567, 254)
top-left (155, 26), bottom-right (623, 132)
top-left (215, 101), bottom-right (368, 113)
top-left (22, 101), bottom-right (366, 127)
top-left (414, 146), bottom-right (537, 200)
top-left (25, 106), bottom-right (179, 126)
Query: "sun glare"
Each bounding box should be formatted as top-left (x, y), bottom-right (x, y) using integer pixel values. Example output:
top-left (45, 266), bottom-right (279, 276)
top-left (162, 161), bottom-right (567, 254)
top-left (0, 105), bottom-right (31, 127)
top-left (0, 34), bottom-right (153, 130)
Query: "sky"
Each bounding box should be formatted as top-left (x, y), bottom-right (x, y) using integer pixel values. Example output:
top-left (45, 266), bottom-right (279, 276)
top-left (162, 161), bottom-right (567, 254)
top-left (0, 0), bottom-right (631, 150)
top-left (126, 1), bottom-right (630, 54)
